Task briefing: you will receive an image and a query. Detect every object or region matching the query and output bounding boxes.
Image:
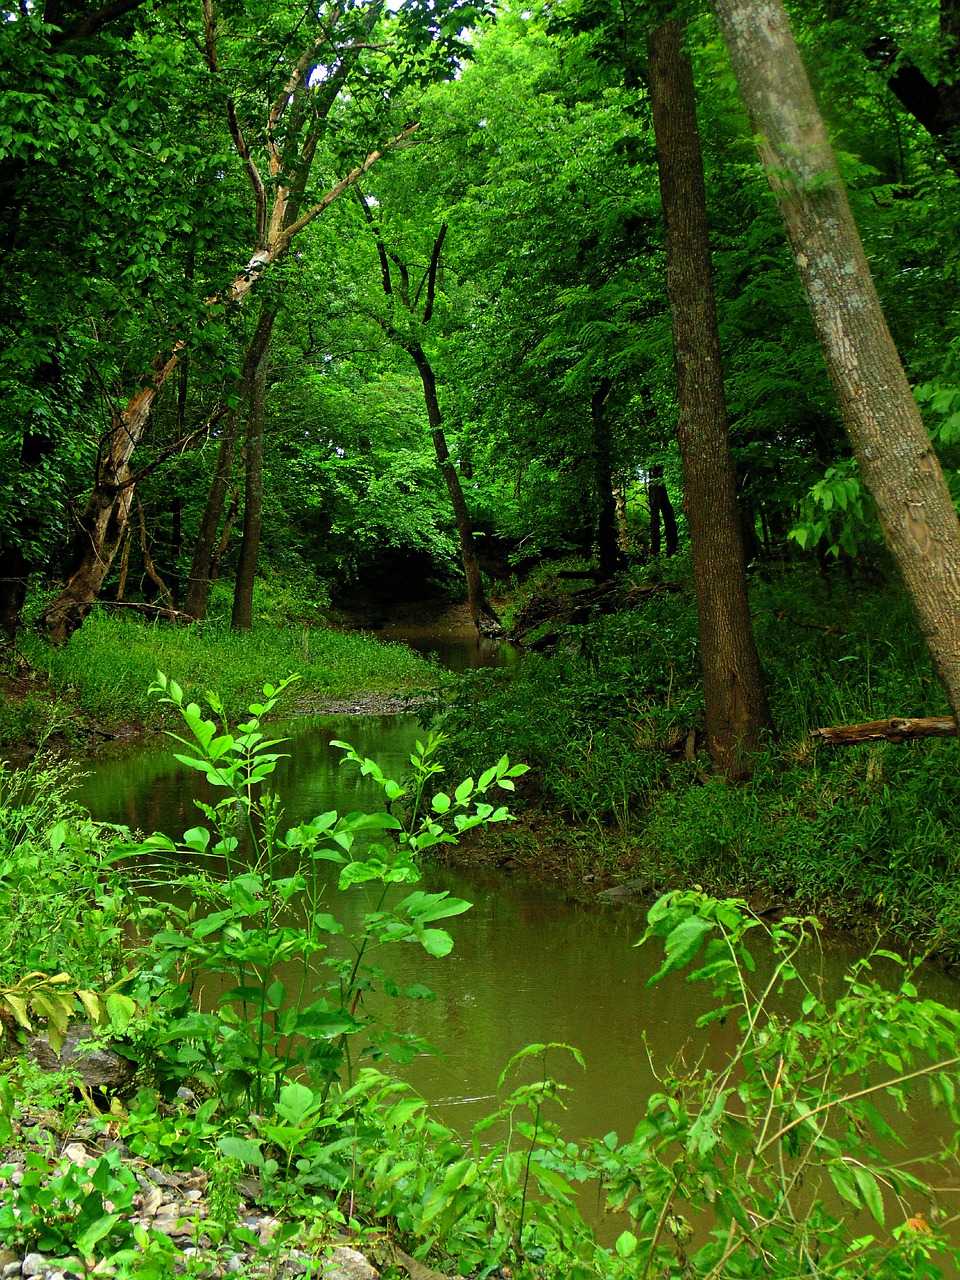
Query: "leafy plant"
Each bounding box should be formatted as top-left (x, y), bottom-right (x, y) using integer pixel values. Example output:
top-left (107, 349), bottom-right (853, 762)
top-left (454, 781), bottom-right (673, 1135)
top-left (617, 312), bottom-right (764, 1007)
top-left (124, 672), bottom-right (527, 1118)
top-left (0, 1147), bottom-right (139, 1262)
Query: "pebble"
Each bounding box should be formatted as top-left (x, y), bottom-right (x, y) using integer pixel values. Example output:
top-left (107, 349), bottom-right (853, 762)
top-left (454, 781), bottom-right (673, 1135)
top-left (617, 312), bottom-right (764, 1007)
top-left (21, 1256), bottom-right (48, 1278)
top-left (1, 1264), bottom-right (20, 1279)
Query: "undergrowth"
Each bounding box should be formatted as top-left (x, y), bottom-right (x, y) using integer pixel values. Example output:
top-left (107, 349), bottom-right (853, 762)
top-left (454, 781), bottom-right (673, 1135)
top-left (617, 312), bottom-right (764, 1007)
top-left (430, 564), bottom-right (960, 955)
top-left (2, 685), bottom-right (960, 1277)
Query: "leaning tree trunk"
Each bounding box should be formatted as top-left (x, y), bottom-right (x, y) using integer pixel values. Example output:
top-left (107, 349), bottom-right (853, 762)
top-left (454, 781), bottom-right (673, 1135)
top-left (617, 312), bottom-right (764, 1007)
top-left (231, 311), bottom-right (274, 630)
top-left (648, 18), bottom-right (773, 780)
top-left (41, 352), bottom-right (180, 645)
top-left (713, 0), bottom-right (960, 723)
top-left (411, 349), bottom-right (501, 636)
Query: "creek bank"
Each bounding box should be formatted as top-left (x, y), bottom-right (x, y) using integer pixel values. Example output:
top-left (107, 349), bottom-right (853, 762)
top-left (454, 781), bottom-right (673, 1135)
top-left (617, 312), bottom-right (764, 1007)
top-left (439, 806), bottom-right (938, 963)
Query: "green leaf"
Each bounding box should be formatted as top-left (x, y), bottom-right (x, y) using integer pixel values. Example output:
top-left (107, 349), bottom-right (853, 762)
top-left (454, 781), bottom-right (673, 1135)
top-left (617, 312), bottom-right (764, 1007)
top-left (648, 916), bottom-right (714, 986)
top-left (218, 1137), bottom-right (264, 1168)
top-left (418, 928), bottom-right (454, 957)
top-left (852, 1165), bottom-right (885, 1225)
top-left (616, 1230), bottom-right (638, 1258)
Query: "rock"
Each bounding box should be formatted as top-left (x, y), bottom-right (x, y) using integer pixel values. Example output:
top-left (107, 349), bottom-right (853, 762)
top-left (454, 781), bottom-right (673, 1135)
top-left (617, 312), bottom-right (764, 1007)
top-left (26, 1026), bottom-right (136, 1091)
top-left (257, 1216), bottom-right (281, 1246)
top-left (20, 1255), bottom-right (48, 1278)
top-left (139, 1185), bottom-right (164, 1217)
top-left (1, 1261), bottom-right (21, 1278)
top-left (323, 1247), bottom-right (379, 1280)
top-left (597, 877), bottom-right (652, 901)
top-left (61, 1142), bottom-right (93, 1167)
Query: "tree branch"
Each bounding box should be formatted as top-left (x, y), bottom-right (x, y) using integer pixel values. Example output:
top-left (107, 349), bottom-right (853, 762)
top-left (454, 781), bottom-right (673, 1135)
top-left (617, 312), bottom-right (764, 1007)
top-left (811, 715), bottom-right (957, 745)
top-left (357, 189), bottom-right (393, 295)
top-left (277, 124), bottom-right (420, 251)
top-left (420, 222), bottom-right (447, 324)
top-left (202, 0), bottom-right (268, 245)
top-left (54, 0), bottom-right (147, 46)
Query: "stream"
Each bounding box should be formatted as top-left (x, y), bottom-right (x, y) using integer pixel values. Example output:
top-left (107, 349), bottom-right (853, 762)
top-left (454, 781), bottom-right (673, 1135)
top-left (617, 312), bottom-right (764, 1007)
top-left (71, 629), bottom-right (960, 1196)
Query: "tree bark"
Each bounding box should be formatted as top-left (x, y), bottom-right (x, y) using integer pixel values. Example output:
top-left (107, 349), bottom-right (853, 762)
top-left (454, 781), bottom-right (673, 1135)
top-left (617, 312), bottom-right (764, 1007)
top-left (648, 18), bottom-right (773, 780)
top-left (41, 350), bottom-right (181, 645)
top-left (231, 311), bottom-right (274, 629)
top-left (713, 0), bottom-right (960, 727)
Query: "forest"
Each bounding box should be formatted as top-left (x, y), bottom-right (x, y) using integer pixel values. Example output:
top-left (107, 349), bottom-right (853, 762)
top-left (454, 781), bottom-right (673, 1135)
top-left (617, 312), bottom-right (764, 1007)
top-left (7, 0), bottom-right (960, 1274)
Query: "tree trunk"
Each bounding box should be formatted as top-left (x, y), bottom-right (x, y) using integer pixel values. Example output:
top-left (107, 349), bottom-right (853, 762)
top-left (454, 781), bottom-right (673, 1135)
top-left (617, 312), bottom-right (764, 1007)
top-left (40, 351), bottom-right (181, 645)
top-left (592, 379), bottom-right (627, 581)
top-left (0, 549), bottom-right (29, 643)
top-left (211, 485), bottom-right (241, 585)
top-left (135, 496), bottom-right (174, 612)
top-left (648, 18), bottom-right (773, 780)
top-left (613, 481), bottom-right (630, 555)
top-left (713, 0), bottom-right (960, 726)
top-left (648, 463), bottom-right (679, 557)
top-left (231, 311), bottom-right (274, 630)
top-left (411, 347), bottom-right (502, 636)
top-left (183, 305), bottom-right (277, 620)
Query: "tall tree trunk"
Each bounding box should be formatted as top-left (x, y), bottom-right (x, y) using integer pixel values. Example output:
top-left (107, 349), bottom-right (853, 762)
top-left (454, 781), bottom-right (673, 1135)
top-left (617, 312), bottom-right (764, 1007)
top-left (713, 0), bottom-right (960, 724)
top-left (184, 306), bottom-right (277, 620)
top-left (410, 347), bottom-right (501, 635)
top-left (592, 378), bottom-right (627, 581)
top-left (648, 18), bottom-right (773, 780)
top-left (231, 312), bottom-right (274, 630)
top-left (0, 549), bottom-right (29, 643)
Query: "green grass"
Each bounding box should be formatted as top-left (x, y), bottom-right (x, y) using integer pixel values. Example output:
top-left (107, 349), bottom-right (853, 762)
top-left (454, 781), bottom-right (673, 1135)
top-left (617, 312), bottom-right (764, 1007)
top-left (19, 610), bottom-right (439, 729)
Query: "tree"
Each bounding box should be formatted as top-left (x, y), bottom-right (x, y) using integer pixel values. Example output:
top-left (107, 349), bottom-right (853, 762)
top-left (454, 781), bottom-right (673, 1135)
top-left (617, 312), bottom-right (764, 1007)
top-left (647, 17), bottom-right (772, 778)
top-left (39, 130), bottom-right (405, 645)
top-left (357, 197), bottom-right (502, 634)
top-left (713, 0), bottom-right (960, 724)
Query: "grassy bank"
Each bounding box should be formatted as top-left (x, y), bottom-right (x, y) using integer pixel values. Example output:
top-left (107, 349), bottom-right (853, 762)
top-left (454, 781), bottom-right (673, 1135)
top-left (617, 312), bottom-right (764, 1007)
top-left (2, 610), bottom-right (438, 746)
top-left (429, 561), bottom-right (960, 960)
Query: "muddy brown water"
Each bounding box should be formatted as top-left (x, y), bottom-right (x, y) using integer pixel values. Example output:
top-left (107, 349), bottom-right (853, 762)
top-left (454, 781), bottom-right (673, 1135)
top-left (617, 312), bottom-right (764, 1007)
top-left (71, 632), bottom-right (960, 1241)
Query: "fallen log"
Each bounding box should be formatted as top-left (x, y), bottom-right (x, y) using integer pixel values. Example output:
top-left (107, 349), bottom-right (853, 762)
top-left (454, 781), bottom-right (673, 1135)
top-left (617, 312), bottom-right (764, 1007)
top-left (811, 716), bottom-right (957, 745)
